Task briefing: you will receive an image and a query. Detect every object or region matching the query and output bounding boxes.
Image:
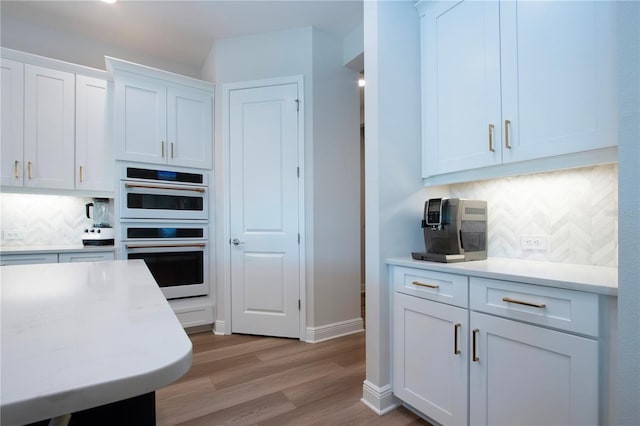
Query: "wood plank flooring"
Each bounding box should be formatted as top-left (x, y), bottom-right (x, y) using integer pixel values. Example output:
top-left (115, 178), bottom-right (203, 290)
top-left (156, 331), bottom-right (432, 426)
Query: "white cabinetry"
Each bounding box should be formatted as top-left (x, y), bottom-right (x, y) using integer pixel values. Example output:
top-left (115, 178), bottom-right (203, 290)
top-left (392, 267), bottom-right (469, 425)
top-left (0, 250), bottom-right (114, 265)
top-left (0, 49), bottom-right (113, 193)
top-left (75, 76), bottom-right (112, 191)
top-left (58, 251), bottom-right (114, 263)
top-left (24, 64), bottom-right (75, 190)
top-left (0, 253), bottom-right (58, 265)
top-left (469, 312), bottom-right (597, 425)
top-left (1, 58), bottom-right (24, 187)
top-left (417, 0), bottom-right (617, 182)
top-left (112, 63), bottom-right (213, 169)
top-left (393, 293), bottom-right (468, 424)
top-left (391, 265), bottom-right (603, 426)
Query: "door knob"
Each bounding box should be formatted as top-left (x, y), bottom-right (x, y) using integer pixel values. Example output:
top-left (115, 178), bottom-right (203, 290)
top-left (231, 238), bottom-right (244, 246)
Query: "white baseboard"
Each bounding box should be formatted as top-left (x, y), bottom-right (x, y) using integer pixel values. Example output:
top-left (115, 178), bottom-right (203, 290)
top-left (213, 320), bottom-right (227, 335)
top-left (361, 380), bottom-right (401, 415)
top-left (304, 318), bottom-right (364, 343)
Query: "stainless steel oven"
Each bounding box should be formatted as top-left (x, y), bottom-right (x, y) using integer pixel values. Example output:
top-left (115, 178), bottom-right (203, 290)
top-left (121, 222), bottom-right (209, 299)
top-left (120, 165), bottom-right (208, 221)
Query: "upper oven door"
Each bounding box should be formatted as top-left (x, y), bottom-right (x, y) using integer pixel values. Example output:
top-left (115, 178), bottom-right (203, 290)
top-left (120, 181), bottom-right (208, 220)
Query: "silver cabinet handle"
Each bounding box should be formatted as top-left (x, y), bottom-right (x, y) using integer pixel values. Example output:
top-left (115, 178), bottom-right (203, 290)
top-left (454, 323), bottom-right (461, 355)
top-left (124, 183), bottom-right (205, 193)
top-left (231, 238), bottom-right (244, 246)
top-left (488, 124), bottom-right (495, 152)
top-left (502, 297), bottom-right (546, 308)
top-left (412, 281), bottom-right (439, 289)
top-left (504, 119), bottom-right (512, 149)
top-left (472, 329), bottom-right (480, 362)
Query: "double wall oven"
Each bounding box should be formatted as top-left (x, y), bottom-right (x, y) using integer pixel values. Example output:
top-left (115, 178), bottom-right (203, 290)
top-left (119, 165), bottom-right (210, 299)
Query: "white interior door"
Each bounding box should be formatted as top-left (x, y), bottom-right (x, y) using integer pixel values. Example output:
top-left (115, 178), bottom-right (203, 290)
top-left (229, 82), bottom-right (300, 338)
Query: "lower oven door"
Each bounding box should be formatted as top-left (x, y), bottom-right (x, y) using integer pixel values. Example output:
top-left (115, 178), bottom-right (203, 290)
top-left (124, 242), bottom-right (208, 299)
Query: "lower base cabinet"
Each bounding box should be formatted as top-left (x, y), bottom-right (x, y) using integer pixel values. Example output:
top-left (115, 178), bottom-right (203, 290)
top-left (393, 293), bottom-right (468, 425)
top-left (469, 312), bottom-right (598, 426)
top-left (391, 265), bottom-right (604, 426)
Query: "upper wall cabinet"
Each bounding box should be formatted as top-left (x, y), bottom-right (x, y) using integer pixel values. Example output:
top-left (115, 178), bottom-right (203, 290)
top-left (416, 1), bottom-right (617, 184)
top-left (76, 75), bottom-right (112, 191)
top-left (0, 61), bottom-right (75, 190)
top-left (108, 58), bottom-right (213, 170)
top-left (1, 49), bottom-right (113, 193)
top-left (1, 58), bottom-right (24, 187)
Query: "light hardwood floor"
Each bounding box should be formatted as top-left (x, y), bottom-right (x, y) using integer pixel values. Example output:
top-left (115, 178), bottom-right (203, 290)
top-left (156, 331), bottom-right (431, 426)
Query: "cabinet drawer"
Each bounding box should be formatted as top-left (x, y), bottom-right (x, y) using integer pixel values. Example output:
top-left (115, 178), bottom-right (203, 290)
top-left (470, 277), bottom-right (599, 337)
top-left (392, 266), bottom-right (468, 308)
top-left (0, 253), bottom-right (58, 265)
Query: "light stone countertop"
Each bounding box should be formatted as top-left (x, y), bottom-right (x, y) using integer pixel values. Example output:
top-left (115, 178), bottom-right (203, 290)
top-left (386, 257), bottom-right (618, 296)
top-left (0, 260), bottom-right (192, 426)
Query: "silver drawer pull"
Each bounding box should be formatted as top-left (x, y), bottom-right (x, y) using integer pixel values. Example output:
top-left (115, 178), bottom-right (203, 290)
top-left (502, 297), bottom-right (546, 309)
top-left (412, 280), bottom-right (439, 289)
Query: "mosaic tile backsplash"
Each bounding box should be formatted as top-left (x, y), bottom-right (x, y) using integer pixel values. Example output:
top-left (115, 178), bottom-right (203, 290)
top-left (0, 194), bottom-right (114, 246)
top-left (447, 164), bottom-right (618, 267)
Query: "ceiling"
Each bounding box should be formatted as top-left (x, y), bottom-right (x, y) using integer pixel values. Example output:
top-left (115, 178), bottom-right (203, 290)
top-left (0, 0), bottom-right (363, 77)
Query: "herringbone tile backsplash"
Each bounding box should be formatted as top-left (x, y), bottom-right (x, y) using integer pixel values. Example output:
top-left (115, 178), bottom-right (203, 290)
top-left (0, 194), bottom-right (112, 246)
top-left (447, 164), bottom-right (618, 267)
top-left (0, 164), bottom-right (619, 267)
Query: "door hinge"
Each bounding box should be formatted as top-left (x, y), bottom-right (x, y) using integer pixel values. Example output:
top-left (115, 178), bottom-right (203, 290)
top-left (295, 99), bottom-right (300, 112)
top-left (297, 167), bottom-right (300, 178)
top-left (298, 233), bottom-right (300, 244)
top-left (298, 299), bottom-right (301, 310)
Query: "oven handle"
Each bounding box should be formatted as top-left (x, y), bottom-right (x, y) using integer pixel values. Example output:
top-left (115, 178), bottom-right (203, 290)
top-left (124, 183), bottom-right (206, 193)
top-left (125, 243), bottom-right (206, 249)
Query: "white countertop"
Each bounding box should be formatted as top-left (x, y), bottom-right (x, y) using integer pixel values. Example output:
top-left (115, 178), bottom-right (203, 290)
top-left (0, 244), bottom-right (115, 255)
top-left (0, 260), bottom-right (192, 426)
top-left (386, 257), bottom-right (618, 296)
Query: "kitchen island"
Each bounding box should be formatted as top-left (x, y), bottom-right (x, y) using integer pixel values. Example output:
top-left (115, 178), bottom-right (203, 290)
top-left (0, 259), bottom-right (192, 426)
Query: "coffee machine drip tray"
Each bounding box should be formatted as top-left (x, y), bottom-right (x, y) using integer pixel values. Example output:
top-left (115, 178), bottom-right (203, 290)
top-left (412, 252), bottom-right (465, 263)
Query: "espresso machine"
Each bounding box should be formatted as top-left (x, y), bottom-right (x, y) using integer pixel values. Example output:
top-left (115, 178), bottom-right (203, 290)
top-left (82, 198), bottom-right (115, 246)
top-left (412, 198), bottom-right (488, 263)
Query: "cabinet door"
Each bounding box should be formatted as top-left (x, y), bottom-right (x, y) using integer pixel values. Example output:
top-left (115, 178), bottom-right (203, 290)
top-left (393, 292), bottom-right (468, 425)
top-left (167, 85), bottom-right (212, 169)
top-left (469, 312), bottom-right (598, 426)
top-left (24, 64), bottom-right (75, 189)
top-left (0, 58), bottom-right (24, 187)
top-left (114, 74), bottom-right (167, 164)
top-left (421, 0), bottom-right (502, 177)
top-left (76, 75), bottom-right (112, 191)
top-left (500, 1), bottom-right (617, 163)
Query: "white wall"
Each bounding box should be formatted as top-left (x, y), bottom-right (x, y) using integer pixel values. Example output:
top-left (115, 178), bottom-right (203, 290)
top-left (202, 26), bottom-right (361, 333)
top-left (0, 16), bottom-right (201, 77)
top-left (616, 1), bottom-right (640, 423)
top-left (362, 0), bottom-right (424, 413)
top-left (311, 30), bottom-right (361, 327)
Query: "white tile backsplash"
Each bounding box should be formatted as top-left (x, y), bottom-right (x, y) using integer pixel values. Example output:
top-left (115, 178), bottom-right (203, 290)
top-left (447, 164), bottom-right (618, 267)
top-left (0, 194), bottom-right (113, 247)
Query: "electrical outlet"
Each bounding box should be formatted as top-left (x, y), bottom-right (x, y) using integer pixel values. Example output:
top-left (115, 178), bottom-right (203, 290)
top-left (3, 229), bottom-right (24, 240)
top-left (520, 235), bottom-right (548, 251)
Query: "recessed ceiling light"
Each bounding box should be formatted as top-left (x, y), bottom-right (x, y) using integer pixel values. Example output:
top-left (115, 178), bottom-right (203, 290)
top-left (101, 0), bottom-right (117, 4)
